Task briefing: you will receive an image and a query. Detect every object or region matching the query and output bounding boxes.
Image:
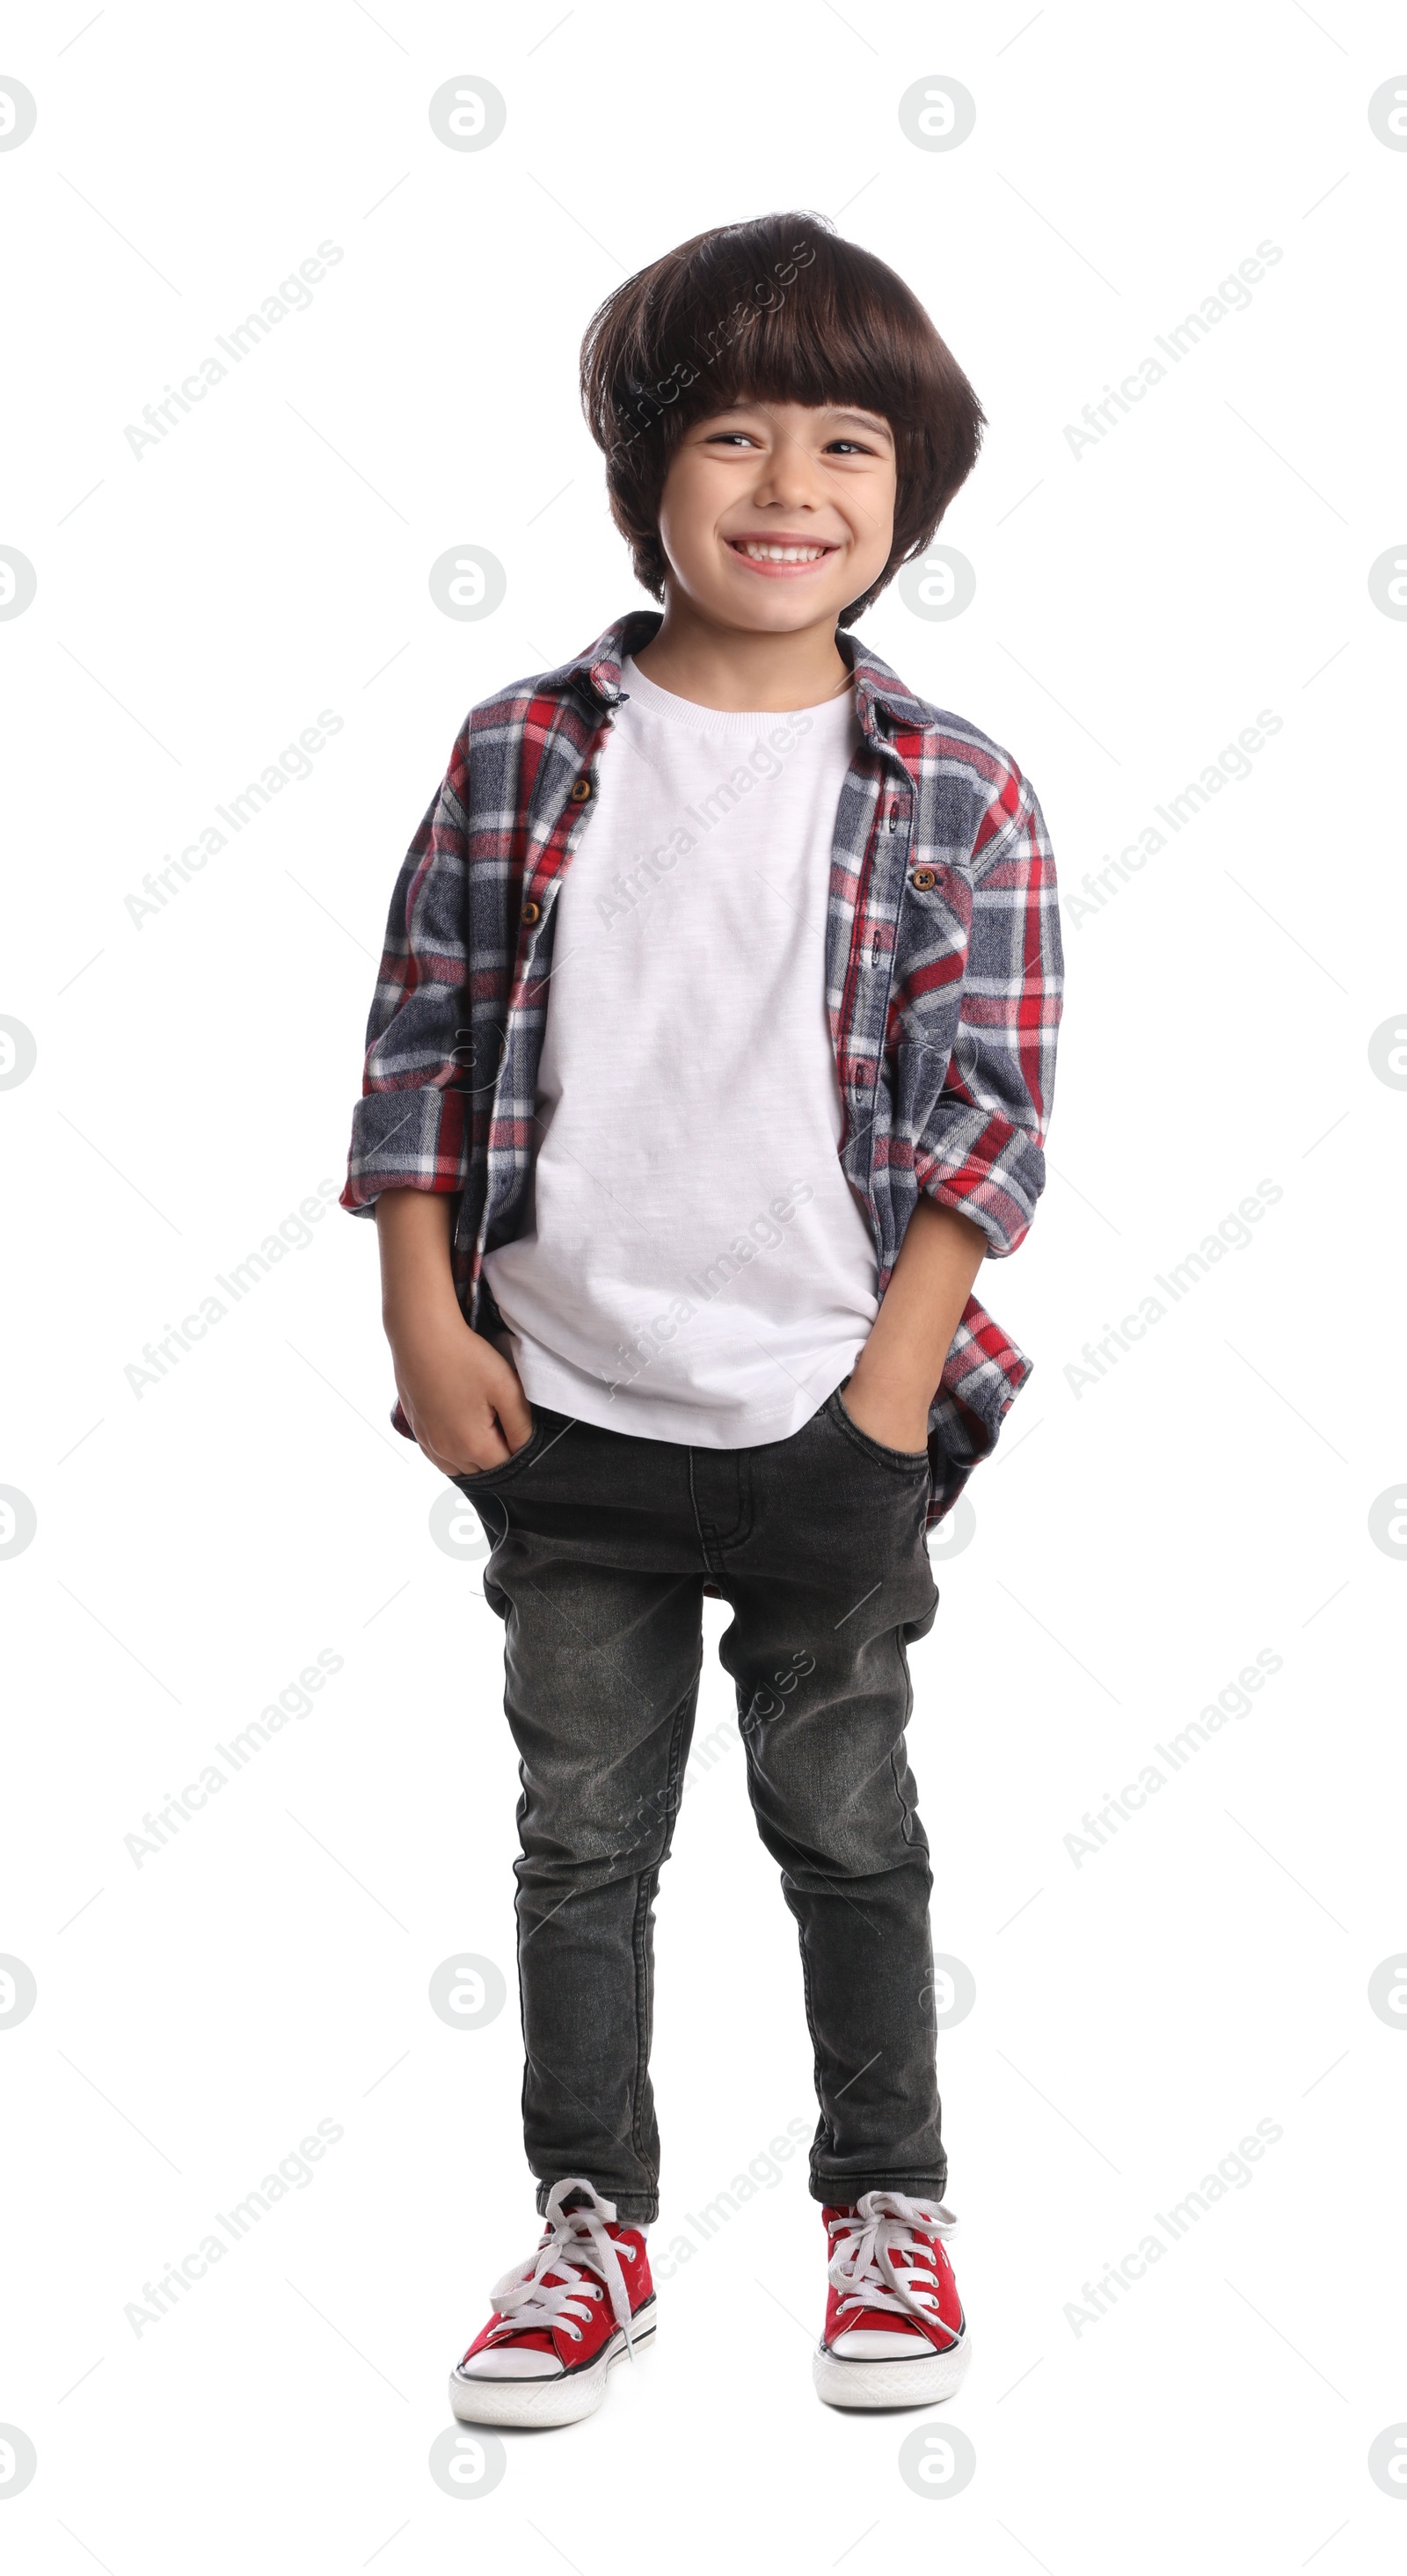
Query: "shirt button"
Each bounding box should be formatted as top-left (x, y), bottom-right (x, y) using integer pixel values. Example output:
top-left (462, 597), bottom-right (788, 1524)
top-left (910, 866), bottom-right (937, 891)
top-left (521, 899), bottom-right (540, 924)
top-left (569, 778), bottom-right (592, 803)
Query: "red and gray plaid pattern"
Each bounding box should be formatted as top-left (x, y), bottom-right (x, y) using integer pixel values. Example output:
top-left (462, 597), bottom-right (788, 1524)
top-left (340, 610), bottom-right (1062, 1520)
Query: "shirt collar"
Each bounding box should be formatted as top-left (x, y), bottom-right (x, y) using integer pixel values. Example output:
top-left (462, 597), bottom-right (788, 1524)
top-left (556, 610), bottom-right (932, 748)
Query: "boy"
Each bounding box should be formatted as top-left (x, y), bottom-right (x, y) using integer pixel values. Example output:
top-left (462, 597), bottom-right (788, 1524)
top-left (341, 212), bottom-right (1061, 2424)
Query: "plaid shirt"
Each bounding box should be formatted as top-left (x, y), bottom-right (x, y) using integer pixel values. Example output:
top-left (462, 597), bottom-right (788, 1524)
top-left (341, 609), bottom-right (1062, 1523)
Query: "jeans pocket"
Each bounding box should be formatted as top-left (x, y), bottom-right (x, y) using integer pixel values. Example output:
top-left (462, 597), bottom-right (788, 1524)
top-left (451, 1413), bottom-right (548, 1492)
top-left (824, 1386), bottom-right (932, 1477)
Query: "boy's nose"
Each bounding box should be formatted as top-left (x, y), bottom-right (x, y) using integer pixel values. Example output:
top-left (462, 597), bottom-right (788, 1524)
top-left (747, 436), bottom-right (825, 506)
top-left (749, 473), bottom-right (831, 521)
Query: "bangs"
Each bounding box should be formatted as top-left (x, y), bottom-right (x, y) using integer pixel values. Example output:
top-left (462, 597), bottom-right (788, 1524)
top-left (639, 234), bottom-right (939, 433)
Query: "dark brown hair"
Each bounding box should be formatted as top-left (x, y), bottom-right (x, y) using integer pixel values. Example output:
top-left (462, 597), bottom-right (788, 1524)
top-left (580, 211), bottom-right (985, 626)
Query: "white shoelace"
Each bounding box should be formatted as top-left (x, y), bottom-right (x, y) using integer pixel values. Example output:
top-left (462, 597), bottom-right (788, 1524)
top-left (486, 2179), bottom-right (641, 2357)
top-left (827, 2191), bottom-right (961, 2341)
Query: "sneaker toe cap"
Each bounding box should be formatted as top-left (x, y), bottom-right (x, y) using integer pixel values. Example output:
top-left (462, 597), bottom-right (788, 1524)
top-left (456, 2346), bottom-right (565, 2380)
top-left (829, 2326), bottom-right (934, 2360)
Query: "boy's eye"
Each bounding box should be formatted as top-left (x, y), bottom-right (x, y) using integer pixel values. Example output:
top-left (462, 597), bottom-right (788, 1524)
top-left (697, 425), bottom-right (887, 458)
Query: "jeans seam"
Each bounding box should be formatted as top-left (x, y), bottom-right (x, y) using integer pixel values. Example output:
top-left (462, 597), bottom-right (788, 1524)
top-left (628, 1867), bottom-right (658, 2187)
top-left (889, 1643), bottom-right (919, 1842)
top-left (628, 1670), bottom-right (699, 2181)
top-left (792, 1921), bottom-right (832, 2175)
top-left (686, 1450), bottom-right (753, 1569)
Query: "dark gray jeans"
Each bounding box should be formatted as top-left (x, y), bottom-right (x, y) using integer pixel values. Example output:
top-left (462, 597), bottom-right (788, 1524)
top-left (457, 1381), bottom-right (945, 2223)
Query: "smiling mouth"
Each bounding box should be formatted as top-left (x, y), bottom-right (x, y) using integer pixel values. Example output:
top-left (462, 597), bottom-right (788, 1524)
top-left (726, 538), bottom-right (839, 569)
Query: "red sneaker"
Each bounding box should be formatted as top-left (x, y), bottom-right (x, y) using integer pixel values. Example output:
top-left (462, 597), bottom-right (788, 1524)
top-left (449, 2179), bottom-right (657, 2428)
top-left (813, 2193), bottom-right (970, 2409)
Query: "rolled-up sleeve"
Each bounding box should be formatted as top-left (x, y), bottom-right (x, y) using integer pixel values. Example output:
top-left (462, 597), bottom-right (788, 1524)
top-left (339, 752), bottom-right (472, 1218)
top-left (916, 765), bottom-right (1063, 1256)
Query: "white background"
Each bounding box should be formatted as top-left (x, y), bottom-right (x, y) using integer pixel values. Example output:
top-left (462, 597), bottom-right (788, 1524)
top-left (3, 1), bottom-right (1405, 2566)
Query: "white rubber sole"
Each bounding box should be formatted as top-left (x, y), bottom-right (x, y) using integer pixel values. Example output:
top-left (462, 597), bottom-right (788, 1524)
top-left (813, 2325), bottom-right (971, 2411)
top-left (449, 2310), bottom-right (657, 2429)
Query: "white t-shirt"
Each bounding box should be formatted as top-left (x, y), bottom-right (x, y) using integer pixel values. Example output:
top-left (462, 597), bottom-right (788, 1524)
top-left (481, 656), bottom-right (879, 1448)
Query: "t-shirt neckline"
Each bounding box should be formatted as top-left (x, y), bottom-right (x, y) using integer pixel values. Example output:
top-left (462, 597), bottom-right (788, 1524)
top-left (619, 654), bottom-right (857, 739)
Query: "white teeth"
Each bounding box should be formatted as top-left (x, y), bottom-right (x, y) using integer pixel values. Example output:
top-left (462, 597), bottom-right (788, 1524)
top-left (737, 541), bottom-right (828, 564)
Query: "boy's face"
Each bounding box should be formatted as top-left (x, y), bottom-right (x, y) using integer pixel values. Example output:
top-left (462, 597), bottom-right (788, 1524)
top-left (653, 399), bottom-right (897, 635)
